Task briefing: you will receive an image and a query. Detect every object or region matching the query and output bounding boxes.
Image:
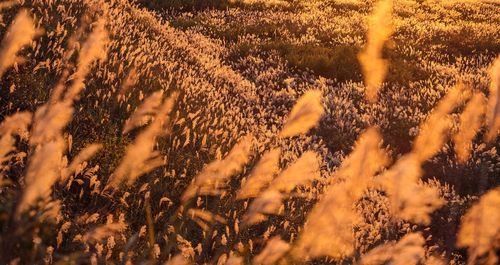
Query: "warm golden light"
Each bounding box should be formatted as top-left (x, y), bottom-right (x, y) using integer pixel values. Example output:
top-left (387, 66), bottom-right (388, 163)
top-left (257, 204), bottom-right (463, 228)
top-left (0, 0), bottom-right (498, 264)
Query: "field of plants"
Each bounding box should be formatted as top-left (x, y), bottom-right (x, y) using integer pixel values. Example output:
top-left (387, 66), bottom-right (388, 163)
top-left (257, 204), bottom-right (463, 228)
top-left (0, 0), bottom-right (499, 264)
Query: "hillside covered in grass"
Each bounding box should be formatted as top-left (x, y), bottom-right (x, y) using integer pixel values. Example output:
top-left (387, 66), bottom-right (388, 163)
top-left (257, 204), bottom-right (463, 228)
top-left (0, 0), bottom-right (499, 264)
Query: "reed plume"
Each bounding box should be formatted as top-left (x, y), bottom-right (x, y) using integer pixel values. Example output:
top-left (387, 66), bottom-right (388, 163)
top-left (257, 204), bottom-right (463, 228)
top-left (17, 138), bottom-right (65, 215)
top-left (486, 55), bottom-right (500, 142)
top-left (267, 151), bottom-right (320, 194)
top-left (187, 209), bottom-right (227, 231)
top-left (0, 0), bottom-right (498, 263)
top-left (375, 154), bottom-right (443, 224)
top-left (0, 112), bottom-right (31, 178)
top-left (280, 90), bottom-right (324, 137)
top-left (0, 1), bottom-right (17, 10)
top-left (60, 143), bottom-right (103, 182)
top-left (164, 255), bottom-right (190, 265)
top-left (413, 84), bottom-right (470, 162)
top-left (241, 151), bottom-right (319, 224)
top-left (65, 18), bottom-right (109, 101)
top-left (241, 190), bottom-right (283, 226)
top-left (182, 134), bottom-right (254, 202)
top-left (82, 222), bottom-right (128, 243)
top-left (123, 90), bottom-right (164, 134)
top-left (457, 187), bottom-right (500, 265)
top-left (358, 0), bottom-right (393, 102)
top-left (16, 18), bottom-right (110, 215)
top-left (107, 92), bottom-right (178, 189)
top-left (337, 128), bottom-right (388, 200)
top-left (293, 128), bottom-right (387, 259)
top-left (0, 9), bottom-right (38, 77)
top-left (359, 232), bottom-right (425, 265)
top-left (253, 236), bottom-right (290, 265)
top-left (241, 151), bottom-right (319, 226)
top-left (30, 101), bottom-right (74, 146)
top-left (237, 148), bottom-right (281, 199)
top-left (453, 93), bottom-right (487, 163)
top-left (293, 182), bottom-right (360, 259)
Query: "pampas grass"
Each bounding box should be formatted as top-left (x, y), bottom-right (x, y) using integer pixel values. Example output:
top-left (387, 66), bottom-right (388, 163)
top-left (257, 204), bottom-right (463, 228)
top-left (107, 92), bottom-right (178, 189)
top-left (457, 188), bottom-right (500, 265)
top-left (293, 128), bottom-right (387, 259)
top-left (0, 9), bottom-right (38, 77)
top-left (182, 134), bottom-right (254, 202)
top-left (267, 150), bottom-right (320, 194)
top-left (16, 138), bottom-right (64, 215)
top-left (280, 90), bottom-right (324, 137)
top-left (453, 93), bottom-right (487, 162)
top-left (252, 236), bottom-right (290, 265)
top-left (0, 0), bottom-right (498, 264)
top-left (237, 148), bottom-right (281, 199)
top-left (486, 55), bottom-right (500, 142)
top-left (358, 0), bottom-right (393, 103)
top-left (0, 112), bottom-right (31, 178)
top-left (359, 232), bottom-right (426, 265)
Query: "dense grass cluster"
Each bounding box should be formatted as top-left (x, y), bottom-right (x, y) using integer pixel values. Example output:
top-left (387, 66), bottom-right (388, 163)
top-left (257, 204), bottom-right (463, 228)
top-left (136, 0), bottom-right (233, 11)
top-left (0, 0), bottom-right (499, 264)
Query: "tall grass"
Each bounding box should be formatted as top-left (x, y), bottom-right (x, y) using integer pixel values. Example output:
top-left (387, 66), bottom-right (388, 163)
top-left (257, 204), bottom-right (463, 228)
top-left (0, 0), bottom-right (499, 264)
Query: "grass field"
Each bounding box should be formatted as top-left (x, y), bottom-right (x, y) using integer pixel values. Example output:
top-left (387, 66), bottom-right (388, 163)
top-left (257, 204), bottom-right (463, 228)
top-left (0, 0), bottom-right (499, 264)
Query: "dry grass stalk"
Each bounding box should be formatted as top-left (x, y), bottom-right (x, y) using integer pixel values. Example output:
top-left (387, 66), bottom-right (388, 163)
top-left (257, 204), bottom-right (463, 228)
top-left (293, 128), bottom-right (387, 259)
top-left (376, 154), bottom-right (444, 224)
top-left (358, 0), bottom-right (393, 102)
top-left (60, 143), bottom-right (103, 182)
top-left (182, 134), bottom-right (254, 202)
top-left (0, 112), bottom-right (31, 178)
top-left (0, 9), bottom-right (38, 77)
top-left (413, 84), bottom-right (470, 162)
top-left (65, 18), bottom-right (109, 101)
top-left (457, 187), bottom-right (500, 265)
top-left (253, 236), bottom-right (290, 265)
top-left (241, 190), bottom-right (283, 226)
top-left (123, 90), bottom-right (164, 134)
top-left (237, 148), bottom-right (281, 200)
top-left (267, 151), bottom-right (320, 194)
top-left (187, 209), bottom-right (227, 231)
top-left (486, 55), bottom-right (500, 141)
top-left (16, 139), bottom-right (65, 215)
top-left (453, 93), bottom-right (487, 162)
top-left (359, 232), bottom-right (425, 265)
top-left (280, 90), bottom-right (324, 137)
top-left (107, 92), bottom-right (178, 189)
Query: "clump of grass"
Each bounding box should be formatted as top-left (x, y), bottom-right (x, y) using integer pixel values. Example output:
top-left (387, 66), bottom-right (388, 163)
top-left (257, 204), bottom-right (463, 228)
top-left (242, 42), bottom-right (362, 82)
